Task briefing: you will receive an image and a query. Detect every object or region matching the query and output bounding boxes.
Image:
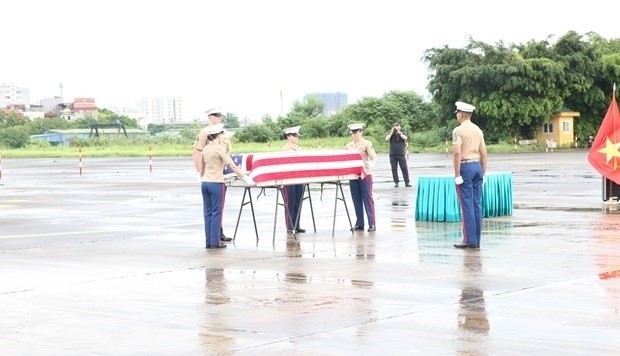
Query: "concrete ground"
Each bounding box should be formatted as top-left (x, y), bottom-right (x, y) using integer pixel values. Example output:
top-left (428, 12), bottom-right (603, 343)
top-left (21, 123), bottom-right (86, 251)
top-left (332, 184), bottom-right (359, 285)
top-left (1, 150), bottom-right (619, 355)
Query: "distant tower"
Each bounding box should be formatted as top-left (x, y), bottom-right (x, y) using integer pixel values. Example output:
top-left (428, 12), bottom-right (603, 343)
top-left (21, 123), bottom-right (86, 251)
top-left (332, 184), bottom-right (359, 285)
top-left (280, 90), bottom-right (283, 116)
top-left (59, 83), bottom-right (63, 98)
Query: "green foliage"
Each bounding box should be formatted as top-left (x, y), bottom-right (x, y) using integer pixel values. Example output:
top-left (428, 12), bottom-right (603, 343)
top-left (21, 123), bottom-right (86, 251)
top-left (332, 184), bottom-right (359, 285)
top-left (302, 117), bottom-right (331, 138)
top-left (223, 113), bottom-right (240, 128)
top-left (97, 108), bottom-right (138, 128)
top-left (424, 31), bottom-right (620, 141)
top-left (0, 126), bottom-right (31, 148)
top-left (0, 111), bottom-right (29, 129)
top-left (408, 127), bottom-right (451, 148)
top-left (235, 124), bottom-right (280, 143)
top-left (25, 117), bottom-right (72, 134)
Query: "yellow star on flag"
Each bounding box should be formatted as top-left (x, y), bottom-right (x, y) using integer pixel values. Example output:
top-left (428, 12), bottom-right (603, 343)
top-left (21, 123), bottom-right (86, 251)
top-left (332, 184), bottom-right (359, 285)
top-left (597, 137), bottom-right (620, 163)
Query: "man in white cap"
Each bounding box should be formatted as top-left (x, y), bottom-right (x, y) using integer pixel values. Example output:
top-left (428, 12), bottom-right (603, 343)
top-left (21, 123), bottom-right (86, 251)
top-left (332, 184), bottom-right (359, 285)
top-left (452, 101), bottom-right (487, 249)
top-left (346, 123), bottom-right (377, 232)
top-left (193, 107), bottom-right (233, 242)
top-left (281, 126), bottom-right (306, 234)
top-left (199, 123), bottom-right (249, 249)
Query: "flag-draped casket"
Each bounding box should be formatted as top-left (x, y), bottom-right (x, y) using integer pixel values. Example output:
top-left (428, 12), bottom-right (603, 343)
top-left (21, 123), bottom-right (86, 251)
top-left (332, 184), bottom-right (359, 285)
top-left (224, 150), bottom-right (364, 187)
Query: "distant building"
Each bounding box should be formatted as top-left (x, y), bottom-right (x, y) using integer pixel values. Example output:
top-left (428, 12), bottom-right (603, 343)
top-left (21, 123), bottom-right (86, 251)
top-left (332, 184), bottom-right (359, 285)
top-left (40, 97), bottom-right (64, 117)
top-left (0, 83), bottom-right (30, 109)
top-left (304, 92), bottom-right (348, 116)
top-left (535, 108), bottom-right (580, 148)
top-left (137, 97), bottom-right (183, 126)
top-left (72, 97), bottom-right (98, 120)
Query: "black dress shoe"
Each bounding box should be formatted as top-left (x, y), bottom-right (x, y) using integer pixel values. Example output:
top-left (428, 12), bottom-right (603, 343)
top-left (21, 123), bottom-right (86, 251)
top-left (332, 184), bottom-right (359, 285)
top-left (394, 183), bottom-right (399, 187)
top-left (295, 228), bottom-right (306, 233)
top-left (454, 243), bottom-right (477, 249)
top-left (405, 184), bottom-right (412, 187)
top-left (367, 225), bottom-right (376, 232)
top-left (208, 244), bottom-right (227, 249)
top-left (350, 226), bottom-right (364, 231)
top-left (220, 236), bottom-right (233, 242)
top-left (469, 244), bottom-right (480, 249)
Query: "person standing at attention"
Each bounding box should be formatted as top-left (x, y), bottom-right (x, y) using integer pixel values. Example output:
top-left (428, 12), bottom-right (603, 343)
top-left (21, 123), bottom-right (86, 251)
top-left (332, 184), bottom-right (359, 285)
top-left (452, 101), bottom-right (487, 249)
top-left (281, 126), bottom-right (306, 234)
top-left (201, 124), bottom-right (249, 249)
top-left (193, 107), bottom-right (233, 243)
top-left (346, 123), bottom-right (377, 232)
top-left (385, 122), bottom-right (411, 187)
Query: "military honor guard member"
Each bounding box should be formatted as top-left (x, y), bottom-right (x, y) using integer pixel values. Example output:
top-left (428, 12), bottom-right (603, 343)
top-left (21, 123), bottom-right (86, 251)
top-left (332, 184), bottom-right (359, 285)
top-left (452, 101), bottom-right (488, 249)
top-left (193, 107), bottom-right (233, 242)
top-left (346, 123), bottom-right (377, 232)
top-left (281, 126), bottom-right (306, 234)
top-left (200, 124), bottom-right (249, 249)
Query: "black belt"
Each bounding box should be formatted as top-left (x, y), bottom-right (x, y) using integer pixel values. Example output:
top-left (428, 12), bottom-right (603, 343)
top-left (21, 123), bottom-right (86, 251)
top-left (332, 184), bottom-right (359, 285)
top-left (461, 159), bottom-right (479, 163)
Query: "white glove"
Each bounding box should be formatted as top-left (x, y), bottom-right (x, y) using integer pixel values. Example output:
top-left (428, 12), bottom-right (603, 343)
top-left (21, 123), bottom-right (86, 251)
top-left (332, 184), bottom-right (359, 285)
top-left (455, 176), bottom-right (464, 185)
top-left (242, 176), bottom-right (255, 186)
top-left (482, 175), bottom-right (485, 184)
top-left (197, 173), bottom-right (203, 182)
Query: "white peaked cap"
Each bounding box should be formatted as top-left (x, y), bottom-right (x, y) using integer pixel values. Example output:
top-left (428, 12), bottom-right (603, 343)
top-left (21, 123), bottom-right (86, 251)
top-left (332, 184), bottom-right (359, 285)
top-left (205, 106), bottom-right (223, 115)
top-left (455, 101), bottom-right (476, 113)
top-left (348, 123), bottom-right (364, 131)
top-left (283, 126), bottom-right (301, 135)
top-left (207, 123), bottom-right (225, 135)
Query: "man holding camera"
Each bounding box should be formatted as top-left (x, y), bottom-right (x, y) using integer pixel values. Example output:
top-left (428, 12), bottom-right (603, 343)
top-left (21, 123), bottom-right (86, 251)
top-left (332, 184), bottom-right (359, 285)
top-left (385, 123), bottom-right (411, 187)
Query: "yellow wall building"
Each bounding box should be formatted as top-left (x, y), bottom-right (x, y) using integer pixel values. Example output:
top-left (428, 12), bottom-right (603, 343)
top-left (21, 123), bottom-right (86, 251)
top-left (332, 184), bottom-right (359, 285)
top-left (535, 109), bottom-right (580, 147)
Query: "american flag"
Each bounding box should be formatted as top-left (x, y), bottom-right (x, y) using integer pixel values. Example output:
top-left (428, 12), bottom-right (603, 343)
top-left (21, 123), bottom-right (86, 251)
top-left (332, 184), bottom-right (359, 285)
top-left (223, 154), bottom-right (252, 180)
top-left (246, 150), bottom-right (364, 187)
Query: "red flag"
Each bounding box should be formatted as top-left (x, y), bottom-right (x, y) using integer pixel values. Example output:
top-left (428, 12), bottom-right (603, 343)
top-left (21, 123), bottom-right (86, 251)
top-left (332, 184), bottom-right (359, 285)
top-left (588, 93), bottom-right (620, 184)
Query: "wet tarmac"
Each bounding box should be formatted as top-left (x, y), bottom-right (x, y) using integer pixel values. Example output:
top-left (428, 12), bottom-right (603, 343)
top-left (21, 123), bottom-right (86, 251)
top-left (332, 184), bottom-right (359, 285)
top-left (1, 150), bottom-right (619, 355)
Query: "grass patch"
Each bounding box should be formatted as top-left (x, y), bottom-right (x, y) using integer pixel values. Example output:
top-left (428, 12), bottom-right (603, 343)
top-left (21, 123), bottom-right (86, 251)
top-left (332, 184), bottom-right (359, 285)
top-left (0, 138), bottom-right (553, 158)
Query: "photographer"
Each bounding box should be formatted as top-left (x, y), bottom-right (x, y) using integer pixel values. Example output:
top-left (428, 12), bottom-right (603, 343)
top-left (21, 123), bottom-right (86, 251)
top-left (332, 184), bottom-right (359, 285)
top-left (385, 123), bottom-right (411, 187)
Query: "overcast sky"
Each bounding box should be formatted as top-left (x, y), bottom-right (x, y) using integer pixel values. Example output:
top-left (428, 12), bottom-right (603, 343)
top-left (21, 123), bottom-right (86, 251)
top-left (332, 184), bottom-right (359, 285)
top-left (3, 0), bottom-right (619, 120)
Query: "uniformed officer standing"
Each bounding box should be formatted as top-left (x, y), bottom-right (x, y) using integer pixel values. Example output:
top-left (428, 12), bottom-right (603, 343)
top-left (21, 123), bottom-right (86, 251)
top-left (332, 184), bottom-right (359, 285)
top-left (193, 107), bottom-right (233, 243)
top-left (200, 124), bottom-right (249, 249)
top-left (452, 101), bottom-right (487, 249)
top-left (281, 126), bottom-right (306, 234)
top-left (346, 123), bottom-right (377, 232)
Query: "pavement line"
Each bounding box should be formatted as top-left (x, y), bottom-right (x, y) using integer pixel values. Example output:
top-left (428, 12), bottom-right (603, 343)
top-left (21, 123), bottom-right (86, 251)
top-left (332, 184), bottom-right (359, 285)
top-left (0, 222), bottom-right (201, 239)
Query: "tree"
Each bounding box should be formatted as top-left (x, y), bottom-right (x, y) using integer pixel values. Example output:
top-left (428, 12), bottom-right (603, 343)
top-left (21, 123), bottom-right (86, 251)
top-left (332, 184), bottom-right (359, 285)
top-left (223, 113), bottom-right (240, 128)
top-left (0, 126), bottom-right (30, 148)
top-left (97, 108), bottom-right (138, 128)
top-left (0, 111), bottom-right (29, 129)
top-left (425, 39), bottom-right (565, 140)
top-left (278, 97), bottom-right (325, 130)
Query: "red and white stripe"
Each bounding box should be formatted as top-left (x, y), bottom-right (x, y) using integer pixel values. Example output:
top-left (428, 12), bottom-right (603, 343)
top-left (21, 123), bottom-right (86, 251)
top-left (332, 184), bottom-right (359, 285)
top-left (248, 150), bottom-right (363, 186)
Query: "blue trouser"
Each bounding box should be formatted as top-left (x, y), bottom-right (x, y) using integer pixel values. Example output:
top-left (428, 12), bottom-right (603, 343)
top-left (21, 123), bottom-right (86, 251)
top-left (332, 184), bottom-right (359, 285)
top-left (283, 184), bottom-right (304, 230)
top-left (456, 162), bottom-right (483, 245)
top-left (201, 182), bottom-right (226, 247)
top-left (349, 175), bottom-right (375, 227)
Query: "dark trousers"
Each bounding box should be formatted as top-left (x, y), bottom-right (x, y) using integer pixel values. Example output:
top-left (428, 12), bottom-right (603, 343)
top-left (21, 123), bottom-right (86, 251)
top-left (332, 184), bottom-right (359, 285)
top-left (390, 154), bottom-right (410, 184)
top-left (455, 162), bottom-right (483, 246)
top-left (349, 175), bottom-right (376, 227)
top-left (283, 184), bottom-right (304, 230)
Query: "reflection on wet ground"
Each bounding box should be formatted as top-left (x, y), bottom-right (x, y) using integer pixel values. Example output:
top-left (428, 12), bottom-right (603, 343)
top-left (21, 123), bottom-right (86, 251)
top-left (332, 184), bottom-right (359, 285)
top-left (1, 153), bottom-right (620, 354)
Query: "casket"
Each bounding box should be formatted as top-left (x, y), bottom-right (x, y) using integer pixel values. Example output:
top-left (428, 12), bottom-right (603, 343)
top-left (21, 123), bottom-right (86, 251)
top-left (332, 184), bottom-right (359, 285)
top-left (225, 150), bottom-right (364, 187)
